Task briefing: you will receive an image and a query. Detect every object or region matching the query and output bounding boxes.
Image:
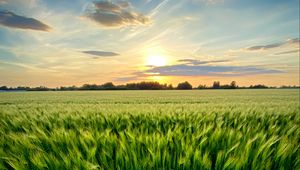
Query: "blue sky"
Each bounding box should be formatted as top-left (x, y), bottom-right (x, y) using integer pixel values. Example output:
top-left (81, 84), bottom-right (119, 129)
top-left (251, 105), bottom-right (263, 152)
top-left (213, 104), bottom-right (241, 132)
top-left (0, 0), bottom-right (299, 87)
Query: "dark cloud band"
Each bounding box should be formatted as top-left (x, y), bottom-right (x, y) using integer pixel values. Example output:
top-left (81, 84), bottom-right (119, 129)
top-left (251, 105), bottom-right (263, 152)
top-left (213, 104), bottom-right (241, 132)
top-left (275, 49), bottom-right (299, 55)
top-left (177, 59), bottom-right (230, 65)
top-left (82, 50), bottom-right (120, 57)
top-left (143, 64), bottom-right (282, 76)
top-left (86, 0), bottom-right (150, 27)
top-left (118, 62), bottom-right (283, 82)
top-left (246, 38), bottom-right (299, 51)
top-left (138, 59), bottom-right (283, 77)
top-left (0, 10), bottom-right (51, 31)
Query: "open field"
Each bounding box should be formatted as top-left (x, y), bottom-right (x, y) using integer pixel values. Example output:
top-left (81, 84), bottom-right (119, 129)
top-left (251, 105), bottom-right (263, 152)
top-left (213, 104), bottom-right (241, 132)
top-left (0, 90), bottom-right (299, 169)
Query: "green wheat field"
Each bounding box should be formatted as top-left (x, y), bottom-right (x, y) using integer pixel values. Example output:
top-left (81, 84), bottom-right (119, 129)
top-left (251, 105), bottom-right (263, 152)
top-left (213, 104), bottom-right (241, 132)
top-left (0, 89), bottom-right (299, 169)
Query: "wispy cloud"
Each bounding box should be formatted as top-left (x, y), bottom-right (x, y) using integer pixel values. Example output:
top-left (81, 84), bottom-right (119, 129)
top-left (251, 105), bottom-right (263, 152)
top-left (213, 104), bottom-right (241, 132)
top-left (82, 50), bottom-right (120, 57)
top-left (0, 10), bottom-right (51, 31)
top-left (177, 59), bottom-right (230, 65)
top-left (246, 43), bottom-right (282, 51)
top-left (245, 38), bottom-right (299, 51)
top-left (275, 49), bottom-right (299, 55)
top-left (86, 0), bottom-right (150, 27)
top-left (148, 0), bottom-right (170, 17)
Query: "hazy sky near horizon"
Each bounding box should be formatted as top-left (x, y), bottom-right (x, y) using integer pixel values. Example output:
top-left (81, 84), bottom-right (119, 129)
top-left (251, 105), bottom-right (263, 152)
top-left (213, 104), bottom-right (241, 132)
top-left (0, 0), bottom-right (299, 87)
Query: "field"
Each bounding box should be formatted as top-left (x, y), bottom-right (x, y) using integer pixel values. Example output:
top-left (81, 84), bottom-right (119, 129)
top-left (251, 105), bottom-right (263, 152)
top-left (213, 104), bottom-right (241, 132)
top-left (0, 90), bottom-right (299, 169)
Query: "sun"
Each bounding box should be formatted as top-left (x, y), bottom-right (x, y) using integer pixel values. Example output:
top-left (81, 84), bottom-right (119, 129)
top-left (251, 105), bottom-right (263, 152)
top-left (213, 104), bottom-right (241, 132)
top-left (146, 55), bottom-right (167, 67)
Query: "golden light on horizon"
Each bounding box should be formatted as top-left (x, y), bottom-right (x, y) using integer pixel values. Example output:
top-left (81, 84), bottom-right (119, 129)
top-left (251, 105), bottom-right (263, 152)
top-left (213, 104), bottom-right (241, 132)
top-left (148, 75), bottom-right (164, 82)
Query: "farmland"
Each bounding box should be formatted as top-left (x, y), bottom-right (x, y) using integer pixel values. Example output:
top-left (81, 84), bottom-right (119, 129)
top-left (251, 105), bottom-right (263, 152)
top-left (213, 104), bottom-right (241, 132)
top-left (0, 89), bottom-right (299, 169)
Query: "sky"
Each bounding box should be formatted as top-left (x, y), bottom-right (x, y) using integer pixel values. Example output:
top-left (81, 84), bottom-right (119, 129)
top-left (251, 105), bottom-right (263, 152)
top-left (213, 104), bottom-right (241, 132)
top-left (0, 0), bottom-right (299, 87)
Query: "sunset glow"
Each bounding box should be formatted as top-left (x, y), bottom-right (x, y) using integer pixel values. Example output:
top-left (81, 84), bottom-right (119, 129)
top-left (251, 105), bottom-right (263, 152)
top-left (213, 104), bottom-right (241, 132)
top-left (0, 0), bottom-right (299, 87)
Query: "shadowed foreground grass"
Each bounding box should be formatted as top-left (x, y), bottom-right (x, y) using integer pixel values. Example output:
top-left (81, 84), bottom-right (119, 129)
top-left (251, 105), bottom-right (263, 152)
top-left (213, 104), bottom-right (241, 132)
top-left (0, 90), bottom-right (299, 169)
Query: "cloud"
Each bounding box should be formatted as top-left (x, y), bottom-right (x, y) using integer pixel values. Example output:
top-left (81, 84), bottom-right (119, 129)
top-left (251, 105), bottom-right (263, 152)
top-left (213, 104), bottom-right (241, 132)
top-left (121, 59), bottom-right (283, 80)
top-left (246, 38), bottom-right (299, 51)
top-left (177, 59), bottom-right (230, 65)
top-left (117, 0), bottom-right (130, 8)
top-left (275, 49), bottom-right (299, 55)
top-left (0, 10), bottom-right (51, 31)
top-left (86, 0), bottom-right (150, 27)
top-left (246, 43), bottom-right (282, 51)
top-left (82, 50), bottom-right (120, 57)
top-left (141, 64), bottom-right (282, 77)
top-left (93, 1), bottom-right (122, 12)
top-left (286, 38), bottom-right (300, 45)
top-left (137, 59), bottom-right (283, 77)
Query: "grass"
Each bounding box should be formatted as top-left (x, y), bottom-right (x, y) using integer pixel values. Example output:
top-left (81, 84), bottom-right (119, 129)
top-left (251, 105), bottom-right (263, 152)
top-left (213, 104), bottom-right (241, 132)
top-left (0, 89), bottom-right (299, 169)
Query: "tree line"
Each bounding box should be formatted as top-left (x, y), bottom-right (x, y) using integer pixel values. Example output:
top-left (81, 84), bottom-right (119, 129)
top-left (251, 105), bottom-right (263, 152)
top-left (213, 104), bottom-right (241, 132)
top-left (0, 81), bottom-right (299, 91)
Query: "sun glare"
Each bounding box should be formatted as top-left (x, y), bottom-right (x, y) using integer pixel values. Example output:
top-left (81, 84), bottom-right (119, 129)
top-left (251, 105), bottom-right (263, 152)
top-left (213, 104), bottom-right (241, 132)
top-left (149, 75), bottom-right (163, 81)
top-left (146, 55), bottom-right (167, 67)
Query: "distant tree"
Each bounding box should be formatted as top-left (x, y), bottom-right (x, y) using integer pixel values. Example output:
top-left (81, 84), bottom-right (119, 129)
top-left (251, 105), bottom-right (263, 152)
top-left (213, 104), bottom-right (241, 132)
top-left (249, 84), bottom-right (268, 89)
top-left (177, 81), bottom-right (193, 89)
top-left (163, 83), bottom-right (168, 90)
top-left (167, 84), bottom-right (174, 90)
top-left (102, 82), bottom-right (115, 90)
top-left (80, 84), bottom-right (100, 90)
top-left (197, 84), bottom-right (207, 89)
top-left (126, 83), bottom-right (138, 90)
top-left (60, 85), bottom-right (77, 91)
top-left (230, 81), bottom-right (237, 89)
top-left (139, 81), bottom-right (161, 90)
top-left (28, 86), bottom-right (52, 91)
top-left (16, 86), bottom-right (30, 91)
top-left (125, 82), bottom-right (168, 90)
top-left (213, 81), bottom-right (220, 89)
top-left (0, 86), bottom-right (8, 90)
top-left (280, 85), bottom-right (300, 89)
top-left (115, 85), bottom-right (127, 90)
